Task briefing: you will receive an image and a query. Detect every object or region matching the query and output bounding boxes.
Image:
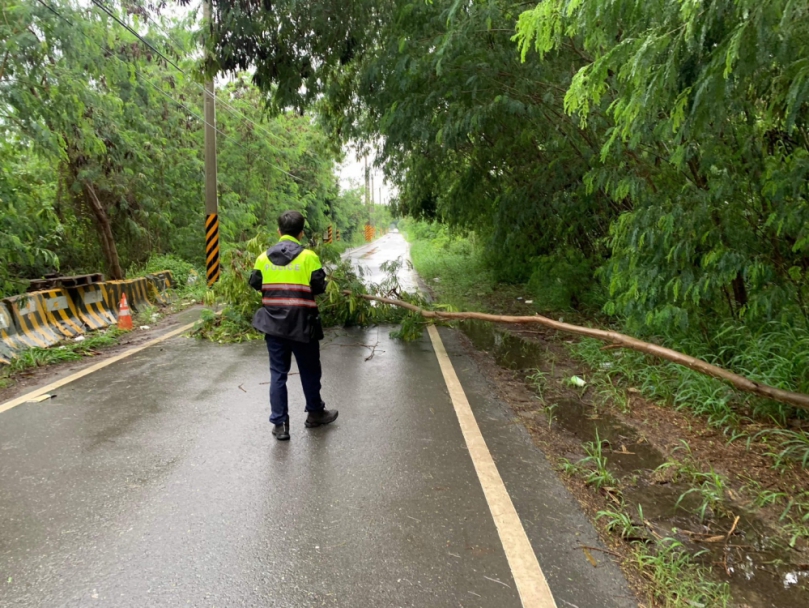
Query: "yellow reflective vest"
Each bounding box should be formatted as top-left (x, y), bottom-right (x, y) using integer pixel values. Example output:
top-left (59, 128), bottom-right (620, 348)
top-left (249, 235), bottom-right (327, 342)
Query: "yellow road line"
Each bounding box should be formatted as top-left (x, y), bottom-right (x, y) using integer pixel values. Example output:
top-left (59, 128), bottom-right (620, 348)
top-left (0, 321), bottom-right (197, 415)
top-left (427, 325), bottom-right (557, 608)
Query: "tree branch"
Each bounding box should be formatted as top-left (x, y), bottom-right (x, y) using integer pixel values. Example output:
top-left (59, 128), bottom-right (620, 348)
top-left (346, 292), bottom-right (809, 412)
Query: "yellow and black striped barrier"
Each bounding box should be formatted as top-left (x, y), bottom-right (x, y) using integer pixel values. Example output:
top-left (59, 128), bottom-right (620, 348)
top-left (71, 284), bottom-right (117, 331)
top-left (105, 278), bottom-right (152, 314)
top-left (146, 271), bottom-right (174, 305)
top-left (129, 278), bottom-right (152, 312)
top-left (3, 293), bottom-right (62, 349)
top-left (0, 270), bottom-right (177, 365)
top-left (151, 270), bottom-right (173, 289)
top-left (206, 214), bottom-right (220, 286)
top-left (0, 301), bottom-right (26, 359)
top-left (40, 289), bottom-right (85, 339)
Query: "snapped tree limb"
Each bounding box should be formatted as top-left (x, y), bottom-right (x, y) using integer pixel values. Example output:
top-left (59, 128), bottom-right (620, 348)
top-left (348, 292), bottom-right (809, 412)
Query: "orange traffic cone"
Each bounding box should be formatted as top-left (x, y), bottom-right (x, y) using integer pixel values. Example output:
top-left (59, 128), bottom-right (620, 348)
top-left (118, 293), bottom-right (133, 330)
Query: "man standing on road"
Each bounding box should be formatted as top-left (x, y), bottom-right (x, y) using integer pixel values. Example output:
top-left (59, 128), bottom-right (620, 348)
top-left (249, 211), bottom-right (338, 441)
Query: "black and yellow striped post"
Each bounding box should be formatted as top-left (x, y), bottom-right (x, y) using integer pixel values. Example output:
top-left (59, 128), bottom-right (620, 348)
top-left (336, 229), bottom-right (341, 242)
top-left (327, 225), bottom-right (333, 244)
top-left (205, 214), bottom-right (220, 286)
top-left (203, 0), bottom-right (219, 288)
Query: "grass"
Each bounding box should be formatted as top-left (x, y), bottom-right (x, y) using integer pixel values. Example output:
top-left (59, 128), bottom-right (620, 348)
top-left (579, 431), bottom-right (619, 491)
top-left (570, 337), bottom-right (809, 470)
top-left (633, 538), bottom-right (731, 608)
top-left (751, 427), bottom-right (809, 468)
top-left (527, 368), bottom-right (548, 403)
top-left (566, 443), bottom-right (732, 607)
top-left (408, 239), bottom-right (495, 310)
top-left (742, 483), bottom-right (809, 548)
top-left (2, 327), bottom-right (125, 376)
top-left (597, 507), bottom-right (640, 539)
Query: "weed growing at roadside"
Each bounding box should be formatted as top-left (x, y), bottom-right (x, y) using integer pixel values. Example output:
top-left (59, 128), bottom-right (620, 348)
top-left (654, 450), bottom-right (731, 521)
top-left (674, 471), bottom-right (729, 522)
top-left (527, 368), bottom-right (547, 403)
top-left (579, 431), bottom-right (618, 491)
top-left (751, 428), bottom-right (809, 469)
top-left (558, 457), bottom-right (581, 476)
top-left (3, 328), bottom-right (125, 375)
top-left (597, 508), bottom-right (639, 540)
top-left (633, 538), bottom-right (731, 607)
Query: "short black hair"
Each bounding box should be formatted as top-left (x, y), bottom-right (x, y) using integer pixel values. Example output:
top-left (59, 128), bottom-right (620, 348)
top-left (278, 210), bottom-right (305, 236)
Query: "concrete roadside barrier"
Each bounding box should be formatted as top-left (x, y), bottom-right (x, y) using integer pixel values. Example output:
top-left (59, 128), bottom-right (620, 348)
top-left (40, 288), bottom-right (85, 339)
top-left (105, 279), bottom-right (153, 314)
top-left (0, 343), bottom-right (11, 365)
top-left (129, 277), bottom-right (154, 312)
top-left (0, 272), bottom-right (178, 366)
top-left (152, 270), bottom-right (174, 288)
top-left (2, 293), bottom-right (62, 349)
top-left (0, 301), bottom-right (22, 362)
top-left (69, 283), bottom-right (117, 330)
top-left (146, 271), bottom-right (173, 305)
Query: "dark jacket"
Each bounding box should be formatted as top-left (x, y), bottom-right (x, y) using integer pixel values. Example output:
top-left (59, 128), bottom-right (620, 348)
top-left (248, 239), bottom-right (327, 343)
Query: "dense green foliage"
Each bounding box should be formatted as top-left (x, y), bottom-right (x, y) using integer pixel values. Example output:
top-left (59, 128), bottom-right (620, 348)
top-left (204, 0), bottom-right (809, 338)
top-left (406, 220), bottom-right (809, 418)
top-left (0, 0), bottom-right (368, 297)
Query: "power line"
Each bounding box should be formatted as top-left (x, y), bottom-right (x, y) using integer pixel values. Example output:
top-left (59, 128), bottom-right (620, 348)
top-left (32, 0), bottom-right (302, 181)
top-left (88, 0), bottom-right (185, 74)
top-left (92, 0), bottom-right (289, 146)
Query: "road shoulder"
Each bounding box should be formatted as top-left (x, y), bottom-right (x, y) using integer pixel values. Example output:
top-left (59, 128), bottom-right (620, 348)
top-left (438, 326), bottom-right (639, 608)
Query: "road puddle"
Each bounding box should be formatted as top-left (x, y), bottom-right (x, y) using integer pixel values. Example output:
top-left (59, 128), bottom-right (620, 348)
top-left (459, 320), bottom-right (809, 606)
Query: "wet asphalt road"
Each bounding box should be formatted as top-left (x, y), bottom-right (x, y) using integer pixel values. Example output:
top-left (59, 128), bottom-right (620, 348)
top-left (0, 234), bottom-right (636, 607)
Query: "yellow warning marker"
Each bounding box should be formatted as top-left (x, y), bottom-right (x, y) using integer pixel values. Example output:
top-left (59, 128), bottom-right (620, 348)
top-left (205, 213), bottom-right (220, 286)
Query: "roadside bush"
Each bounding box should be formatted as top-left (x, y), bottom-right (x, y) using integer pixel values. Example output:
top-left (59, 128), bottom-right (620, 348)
top-left (131, 253), bottom-right (198, 287)
top-left (527, 250), bottom-right (605, 312)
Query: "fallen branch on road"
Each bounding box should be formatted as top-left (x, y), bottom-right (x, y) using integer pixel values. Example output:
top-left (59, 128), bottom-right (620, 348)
top-left (346, 292), bottom-right (809, 412)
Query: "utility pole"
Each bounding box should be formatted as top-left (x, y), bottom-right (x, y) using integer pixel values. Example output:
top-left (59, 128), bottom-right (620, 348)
top-left (364, 155), bottom-right (372, 242)
top-left (204, 0), bottom-right (220, 287)
top-left (364, 155), bottom-right (370, 217)
top-left (371, 173), bottom-right (375, 204)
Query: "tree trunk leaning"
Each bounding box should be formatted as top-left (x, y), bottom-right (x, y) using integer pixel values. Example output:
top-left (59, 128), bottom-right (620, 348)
top-left (84, 182), bottom-right (124, 280)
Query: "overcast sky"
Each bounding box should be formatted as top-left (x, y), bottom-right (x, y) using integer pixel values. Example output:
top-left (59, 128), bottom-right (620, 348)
top-left (337, 143), bottom-right (396, 205)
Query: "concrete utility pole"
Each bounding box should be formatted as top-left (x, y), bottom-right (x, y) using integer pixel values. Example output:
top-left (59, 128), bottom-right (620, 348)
top-left (371, 173), bottom-right (375, 204)
top-left (204, 0), bottom-right (220, 287)
top-left (364, 156), bottom-right (370, 215)
top-left (364, 155), bottom-right (372, 241)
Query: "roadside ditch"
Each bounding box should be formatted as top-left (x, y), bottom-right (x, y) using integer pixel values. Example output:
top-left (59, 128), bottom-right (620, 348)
top-left (457, 319), bottom-right (809, 607)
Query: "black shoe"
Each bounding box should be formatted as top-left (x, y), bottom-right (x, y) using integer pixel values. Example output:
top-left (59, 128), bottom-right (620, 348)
top-left (305, 409), bottom-right (339, 428)
top-left (272, 422), bottom-right (290, 440)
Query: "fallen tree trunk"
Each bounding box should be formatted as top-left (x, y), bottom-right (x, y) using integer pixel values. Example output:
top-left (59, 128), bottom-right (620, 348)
top-left (348, 292), bottom-right (809, 412)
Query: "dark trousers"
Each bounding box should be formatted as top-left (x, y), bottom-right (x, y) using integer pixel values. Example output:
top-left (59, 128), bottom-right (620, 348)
top-left (265, 335), bottom-right (324, 425)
